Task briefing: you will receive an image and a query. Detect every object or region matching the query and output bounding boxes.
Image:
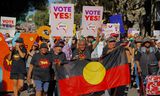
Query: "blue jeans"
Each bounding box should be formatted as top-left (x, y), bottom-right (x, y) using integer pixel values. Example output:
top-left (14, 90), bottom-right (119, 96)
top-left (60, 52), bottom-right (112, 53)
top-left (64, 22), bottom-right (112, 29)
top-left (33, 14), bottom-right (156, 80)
top-left (134, 64), bottom-right (140, 88)
top-left (34, 80), bottom-right (49, 92)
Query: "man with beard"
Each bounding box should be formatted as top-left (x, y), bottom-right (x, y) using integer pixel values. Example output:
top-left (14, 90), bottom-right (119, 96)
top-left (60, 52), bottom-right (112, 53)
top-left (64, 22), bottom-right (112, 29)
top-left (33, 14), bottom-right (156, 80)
top-left (135, 37), bottom-right (160, 78)
top-left (51, 41), bottom-right (67, 96)
top-left (102, 37), bottom-right (130, 96)
top-left (72, 29), bottom-right (101, 60)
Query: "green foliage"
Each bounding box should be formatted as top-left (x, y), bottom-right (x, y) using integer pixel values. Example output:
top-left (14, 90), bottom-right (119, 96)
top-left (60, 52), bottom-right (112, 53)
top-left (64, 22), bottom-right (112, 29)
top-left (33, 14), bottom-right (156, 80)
top-left (74, 13), bottom-right (82, 28)
top-left (33, 10), bottom-right (49, 27)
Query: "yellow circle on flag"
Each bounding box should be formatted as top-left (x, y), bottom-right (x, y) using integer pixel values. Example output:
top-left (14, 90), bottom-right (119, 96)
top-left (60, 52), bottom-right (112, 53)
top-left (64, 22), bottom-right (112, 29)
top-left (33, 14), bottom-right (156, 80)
top-left (83, 62), bottom-right (106, 85)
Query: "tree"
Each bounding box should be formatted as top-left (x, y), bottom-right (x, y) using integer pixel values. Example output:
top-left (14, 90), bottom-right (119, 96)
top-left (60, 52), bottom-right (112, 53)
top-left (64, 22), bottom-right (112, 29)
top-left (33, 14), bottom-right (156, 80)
top-left (0, 0), bottom-right (48, 21)
top-left (33, 9), bottom-right (49, 27)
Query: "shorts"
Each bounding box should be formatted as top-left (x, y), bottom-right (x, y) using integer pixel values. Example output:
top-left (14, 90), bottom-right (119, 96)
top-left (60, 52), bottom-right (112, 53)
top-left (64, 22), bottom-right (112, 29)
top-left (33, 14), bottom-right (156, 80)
top-left (34, 80), bottom-right (49, 92)
top-left (10, 73), bottom-right (25, 80)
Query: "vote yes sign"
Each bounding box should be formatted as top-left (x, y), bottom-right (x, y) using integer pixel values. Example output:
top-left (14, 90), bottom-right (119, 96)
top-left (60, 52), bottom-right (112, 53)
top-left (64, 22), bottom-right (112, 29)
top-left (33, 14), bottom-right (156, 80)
top-left (1, 16), bottom-right (16, 29)
top-left (102, 23), bottom-right (120, 38)
top-left (50, 4), bottom-right (74, 37)
top-left (82, 6), bottom-right (103, 37)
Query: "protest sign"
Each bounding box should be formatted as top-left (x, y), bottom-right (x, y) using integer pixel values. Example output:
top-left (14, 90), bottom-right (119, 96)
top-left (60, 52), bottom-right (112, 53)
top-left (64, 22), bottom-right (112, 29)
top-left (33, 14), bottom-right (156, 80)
top-left (81, 6), bottom-right (103, 37)
top-left (50, 4), bottom-right (74, 37)
top-left (153, 30), bottom-right (160, 39)
top-left (102, 23), bottom-right (120, 38)
top-left (1, 16), bottom-right (16, 29)
top-left (0, 29), bottom-right (16, 38)
top-left (0, 33), bottom-right (13, 92)
top-left (0, 16), bottom-right (16, 37)
top-left (37, 26), bottom-right (51, 39)
top-left (127, 28), bottom-right (140, 38)
top-left (109, 14), bottom-right (125, 33)
top-left (20, 33), bottom-right (39, 51)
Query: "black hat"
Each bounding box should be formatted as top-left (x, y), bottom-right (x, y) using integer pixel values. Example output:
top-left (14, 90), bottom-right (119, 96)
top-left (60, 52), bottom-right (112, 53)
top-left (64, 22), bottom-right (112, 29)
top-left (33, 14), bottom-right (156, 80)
top-left (15, 37), bottom-right (24, 43)
top-left (54, 40), bottom-right (64, 48)
top-left (135, 38), bottom-right (142, 43)
top-left (40, 43), bottom-right (48, 49)
top-left (107, 37), bottom-right (116, 42)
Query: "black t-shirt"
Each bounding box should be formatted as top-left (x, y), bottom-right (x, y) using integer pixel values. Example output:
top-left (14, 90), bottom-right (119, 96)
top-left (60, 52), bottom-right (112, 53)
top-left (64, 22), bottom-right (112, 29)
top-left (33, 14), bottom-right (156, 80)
top-left (72, 46), bottom-right (93, 60)
top-left (31, 53), bottom-right (52, 81)
top-left (11, 47), bottom-right (27, 73)
top-left (51, 51), bottom-right (67, 65)
top-left (135, 47), bottom-right (160, 61)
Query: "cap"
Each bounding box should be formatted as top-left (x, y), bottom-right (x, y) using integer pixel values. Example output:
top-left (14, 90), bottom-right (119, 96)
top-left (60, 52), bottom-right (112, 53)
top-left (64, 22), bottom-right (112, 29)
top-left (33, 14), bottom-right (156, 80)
top-left (143, 37), bottom-right (151, 43)
top-left (135, 38), bottom-right (142, 43)
top-left (107, 37), bottom-right (116, 42)
top-left (54, 40), bottom-right (64, 48)
top-left (33, 42), bottom-right (39, 46)
top-left (40, 43), bottom-right (48, 49)
top-left (15, 38), bottom-right (24, 43)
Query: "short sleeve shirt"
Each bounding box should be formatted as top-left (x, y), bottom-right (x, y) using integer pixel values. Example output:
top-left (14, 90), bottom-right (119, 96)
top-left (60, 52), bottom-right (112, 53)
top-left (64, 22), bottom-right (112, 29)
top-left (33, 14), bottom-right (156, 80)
top-left (72, 46), bottom-right (93, 60)
top-left (11, 47), bottom-right (27, 73)
top-left (31, 53), bottom-right (52, 81)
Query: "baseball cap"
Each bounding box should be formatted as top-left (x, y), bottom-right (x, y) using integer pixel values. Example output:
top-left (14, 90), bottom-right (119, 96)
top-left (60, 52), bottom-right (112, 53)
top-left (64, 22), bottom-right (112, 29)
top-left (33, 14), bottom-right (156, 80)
top-left (15, 38), bottom-right (24, 43)
top-left (107, 37), bottom-right (116, 42)
top-left (143, 37), bottom-right (151, 43)
top-left (40, 43), bottom-right (48, 49)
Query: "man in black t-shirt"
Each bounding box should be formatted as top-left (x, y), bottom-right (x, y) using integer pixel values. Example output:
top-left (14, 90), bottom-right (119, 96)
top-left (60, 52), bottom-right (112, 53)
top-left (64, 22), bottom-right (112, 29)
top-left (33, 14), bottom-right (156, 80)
top-left (50, 41), bottom-right (67, 96)
top-left (27, 43), bottom-right (52, 96)
top-left (8, 37), bottom-right (27, 96)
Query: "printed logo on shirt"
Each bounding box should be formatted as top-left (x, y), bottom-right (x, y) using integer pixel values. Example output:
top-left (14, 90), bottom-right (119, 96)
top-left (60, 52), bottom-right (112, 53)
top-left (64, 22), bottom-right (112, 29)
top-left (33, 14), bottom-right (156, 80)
top-left (54, 59), bottom-right (61, 65)
top-left (13, 54), bottom-right (20, 61)
top-left (3, 54), bottom-right (12, 71)
top-left (38, 59), bottom-right (50, 69)
top-left (79, 54), bottom-right (86, 60)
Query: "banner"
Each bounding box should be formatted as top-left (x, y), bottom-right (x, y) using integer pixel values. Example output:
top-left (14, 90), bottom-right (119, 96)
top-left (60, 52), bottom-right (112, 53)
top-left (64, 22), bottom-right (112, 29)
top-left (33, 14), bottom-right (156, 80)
top-left (102, 23), bottom-right (120, 38)
top-left (50, 4), bottom-right (74, 37)
top-left (0, 33), bottom-right (13, 92)
top-left (109, 14), bottom-right (125, 33)
top-left (81, 6), bottom-right (103, 37)
top-left (0, 67), bottom-right (2, 90)
top-left (55, 47), bottom-right (130, 96)
top-left (20, 33), bottom-right (39, 51)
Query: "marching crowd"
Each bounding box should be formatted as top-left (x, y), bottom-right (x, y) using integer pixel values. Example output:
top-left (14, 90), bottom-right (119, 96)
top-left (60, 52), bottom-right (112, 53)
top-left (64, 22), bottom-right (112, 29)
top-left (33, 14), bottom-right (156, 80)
top-left (4, 28), bottom-right (160, 96)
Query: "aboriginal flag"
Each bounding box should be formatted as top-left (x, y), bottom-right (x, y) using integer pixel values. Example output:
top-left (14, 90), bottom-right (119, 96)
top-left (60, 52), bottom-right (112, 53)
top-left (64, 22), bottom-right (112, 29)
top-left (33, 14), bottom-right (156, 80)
top-left (0, 33), bottom-right (10, 59)
top-left (54, 46), bottom-right (130, 96)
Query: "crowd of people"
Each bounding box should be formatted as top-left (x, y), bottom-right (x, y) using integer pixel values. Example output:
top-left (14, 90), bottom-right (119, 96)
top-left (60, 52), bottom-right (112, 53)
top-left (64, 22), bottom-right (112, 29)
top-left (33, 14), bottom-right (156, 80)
top-left (3, 28), bottom-right (160, 96)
